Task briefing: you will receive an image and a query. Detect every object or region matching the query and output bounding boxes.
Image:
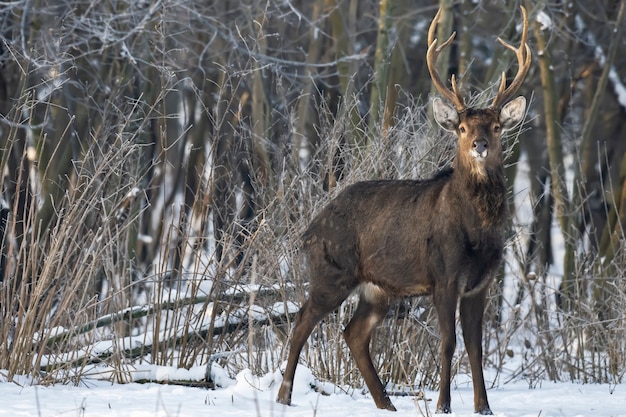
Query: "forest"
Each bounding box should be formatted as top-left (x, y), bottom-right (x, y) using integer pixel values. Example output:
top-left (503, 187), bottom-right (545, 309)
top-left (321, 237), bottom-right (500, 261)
top-left (0, 0), bottom-right (624, 392)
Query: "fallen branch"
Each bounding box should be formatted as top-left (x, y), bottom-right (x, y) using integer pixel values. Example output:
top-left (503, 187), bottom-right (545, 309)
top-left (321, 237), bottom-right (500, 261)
top-left (45, 284), bottom-right (291, 348)
top-left (40, 305), bottom-right (298, 373)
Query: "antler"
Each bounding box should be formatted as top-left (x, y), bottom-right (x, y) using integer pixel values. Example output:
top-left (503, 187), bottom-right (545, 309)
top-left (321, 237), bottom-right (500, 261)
top-left (427, 7), bottom-right (466, 112)
top-left (491, 6), bottom-right (532, 109)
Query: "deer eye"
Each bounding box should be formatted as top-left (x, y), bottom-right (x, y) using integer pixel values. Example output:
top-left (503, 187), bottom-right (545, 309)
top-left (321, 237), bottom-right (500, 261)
top-left (459, 126), bottom-right (466, 134)
top-left (493, 125), bottom-right (501, 133)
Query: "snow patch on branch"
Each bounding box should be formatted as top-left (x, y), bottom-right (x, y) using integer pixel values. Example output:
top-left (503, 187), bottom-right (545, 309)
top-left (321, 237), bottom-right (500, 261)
top-left (536, 11), bottom-right (553, 31)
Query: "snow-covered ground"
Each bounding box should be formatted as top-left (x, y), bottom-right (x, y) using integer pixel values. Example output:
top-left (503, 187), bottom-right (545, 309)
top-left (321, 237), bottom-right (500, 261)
top-left (1, 365), bottom-right (623, 417)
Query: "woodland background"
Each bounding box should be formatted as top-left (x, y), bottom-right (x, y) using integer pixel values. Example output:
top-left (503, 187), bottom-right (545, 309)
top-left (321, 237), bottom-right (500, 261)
top-left (0, 0), bottom-right (624, 391)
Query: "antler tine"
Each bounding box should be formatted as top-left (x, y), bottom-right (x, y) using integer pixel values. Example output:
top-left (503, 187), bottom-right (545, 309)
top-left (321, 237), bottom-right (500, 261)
top-left (427, 7), bottom-right (466, 112)
top-left (491, 6), bottom-right (532, 109)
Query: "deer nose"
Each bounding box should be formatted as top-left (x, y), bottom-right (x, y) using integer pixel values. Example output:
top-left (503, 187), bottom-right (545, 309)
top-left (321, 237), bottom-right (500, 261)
top-left (473, 140), bottom-right (488, 155)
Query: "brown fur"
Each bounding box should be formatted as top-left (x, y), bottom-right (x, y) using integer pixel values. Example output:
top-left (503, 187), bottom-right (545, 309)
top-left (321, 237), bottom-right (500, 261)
top-left (275, 101), bottom-right (524, 414)
top-left (277, 7), bottom-right (529, 409)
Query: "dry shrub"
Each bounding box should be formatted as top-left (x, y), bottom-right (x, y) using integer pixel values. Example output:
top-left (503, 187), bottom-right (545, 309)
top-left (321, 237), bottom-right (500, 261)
top-left (0, 72), bottom-right (623, 395)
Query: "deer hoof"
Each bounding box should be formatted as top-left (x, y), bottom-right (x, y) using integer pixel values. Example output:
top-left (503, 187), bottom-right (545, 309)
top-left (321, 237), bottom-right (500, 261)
top-left (276, 397), bottom-right (288, 405)
top-left (276, 396), bottom-right (291, 406)
top-left (276, 381), bottom-right (291, 405)
top-left (377, 400), bottom-right (397, 412)
top-left (373, 394), bottom-right (397, 412)
top-left (477, 406), bottom-right (493, 415)
top-left (385, 403), bottom-right (397, 412)
top-left (276, 387), bottom-right (292, 406)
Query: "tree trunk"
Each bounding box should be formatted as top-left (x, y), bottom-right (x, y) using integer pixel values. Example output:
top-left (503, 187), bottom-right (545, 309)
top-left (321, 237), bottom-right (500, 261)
top-left (529, 1), bottom-right (575, 310)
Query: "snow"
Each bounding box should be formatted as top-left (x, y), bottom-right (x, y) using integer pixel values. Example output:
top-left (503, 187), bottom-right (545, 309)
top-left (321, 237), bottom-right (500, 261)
top-left (608, 66), bottom-right (626, 110)
top-left (1, 366), bottom-right (624, 416)
top-left (536, 11), bottom-right (553, 31)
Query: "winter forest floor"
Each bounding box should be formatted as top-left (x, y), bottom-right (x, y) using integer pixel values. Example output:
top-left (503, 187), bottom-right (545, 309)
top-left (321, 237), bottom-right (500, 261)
top-left (1, 366), bottom-right (624, 417)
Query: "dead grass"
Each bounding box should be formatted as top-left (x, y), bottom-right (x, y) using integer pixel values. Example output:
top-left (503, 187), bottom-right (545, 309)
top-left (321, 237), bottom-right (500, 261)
top-left (0, 78), bottom-right (623, 394)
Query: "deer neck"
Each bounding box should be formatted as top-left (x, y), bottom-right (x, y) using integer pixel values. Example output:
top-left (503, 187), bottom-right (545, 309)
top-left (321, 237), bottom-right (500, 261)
top-left (452, 160), bottom-right (507, 228)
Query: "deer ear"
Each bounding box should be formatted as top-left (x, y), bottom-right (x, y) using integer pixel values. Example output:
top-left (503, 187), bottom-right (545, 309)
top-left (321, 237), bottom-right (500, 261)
top-left (433, 98), bottom-right (459, 132)
top-left (500, 96), bottom-right (526, 131)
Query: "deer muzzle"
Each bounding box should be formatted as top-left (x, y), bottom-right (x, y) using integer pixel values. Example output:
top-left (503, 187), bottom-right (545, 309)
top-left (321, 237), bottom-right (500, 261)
top-left (471, 139), bottom-right (488, 160)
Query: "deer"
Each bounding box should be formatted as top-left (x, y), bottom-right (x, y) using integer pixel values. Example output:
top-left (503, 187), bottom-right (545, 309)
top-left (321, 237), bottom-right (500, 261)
top-left (276, 5), bottom-right (531, 415)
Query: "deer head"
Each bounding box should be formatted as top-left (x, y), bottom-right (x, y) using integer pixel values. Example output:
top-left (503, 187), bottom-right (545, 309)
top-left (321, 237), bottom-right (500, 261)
top-left (427, 6), bottom-right (531, 179)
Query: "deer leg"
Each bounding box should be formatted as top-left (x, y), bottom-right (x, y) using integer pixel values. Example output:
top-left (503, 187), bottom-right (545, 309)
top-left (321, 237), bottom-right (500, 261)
top-left (460, 291), bottom-right (493, 415)
top-left (343, 292), bottom-right (395, 411)
top-left (277, 284), bottom-right (352, 406)
top-left (435, 291), bottom-right (458, 414)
